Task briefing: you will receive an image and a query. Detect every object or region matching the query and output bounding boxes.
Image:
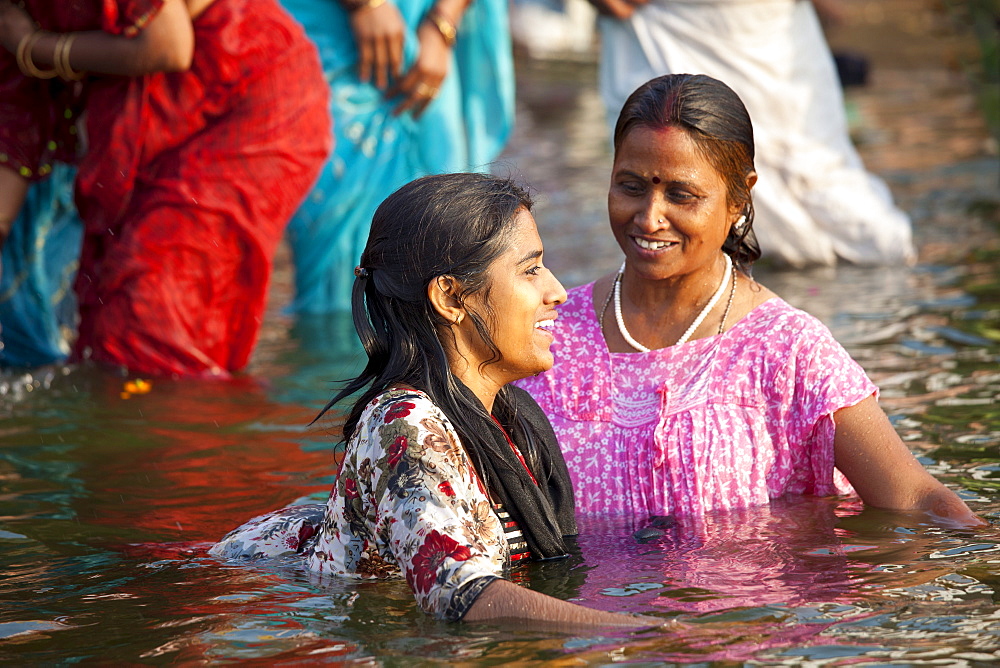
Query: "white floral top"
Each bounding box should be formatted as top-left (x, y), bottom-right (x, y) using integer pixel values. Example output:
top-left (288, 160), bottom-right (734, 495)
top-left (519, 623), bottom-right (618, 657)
top-left (210, 389), bottom-right (513, 620)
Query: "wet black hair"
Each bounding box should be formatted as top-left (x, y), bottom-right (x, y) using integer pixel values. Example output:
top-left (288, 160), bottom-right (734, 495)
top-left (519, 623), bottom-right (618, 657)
top-left (316, 172), bottom-right (544, 485)
top-left (613, 73), bottom-right (762, 273)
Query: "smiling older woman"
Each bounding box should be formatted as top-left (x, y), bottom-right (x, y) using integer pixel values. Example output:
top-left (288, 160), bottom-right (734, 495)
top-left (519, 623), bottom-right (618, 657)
top-left (516, 74), bottom-right (984, 529)
top-left (210, 173), bottom-right (658, 628)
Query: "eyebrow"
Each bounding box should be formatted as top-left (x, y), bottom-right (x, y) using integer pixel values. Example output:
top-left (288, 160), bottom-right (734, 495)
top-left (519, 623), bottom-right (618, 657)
top-left (615, 169), bottom-right (697, 187)
top-left (516, 249), bottom-right (544, 265)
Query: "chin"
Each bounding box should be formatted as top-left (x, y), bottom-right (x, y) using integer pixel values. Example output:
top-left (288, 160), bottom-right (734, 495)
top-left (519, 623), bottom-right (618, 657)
top-left (534, 355), bottom-right (554, 375)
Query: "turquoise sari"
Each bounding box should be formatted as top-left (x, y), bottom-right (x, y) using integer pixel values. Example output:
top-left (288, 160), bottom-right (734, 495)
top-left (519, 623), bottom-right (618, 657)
top-left (0, 163), bottom-right (82, 368)
top-left (282, 0), bottom-right (515, 313)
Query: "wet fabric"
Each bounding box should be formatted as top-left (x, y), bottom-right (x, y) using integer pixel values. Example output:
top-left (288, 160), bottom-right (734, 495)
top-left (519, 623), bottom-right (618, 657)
top-left (0, 165), bottom-right (82, 367)
top-left (516, 283), bottom-right (878, 519)
top-left (280, 0), bottom-right (515, 313)
top-left (598, 0), bottom-right (914, 266)
top-left (0, 0), bottom-right (331, 377)
top-left (211, 389), bottom-right (545, 620)
top-left (456, 382), bottom-right (576, 559)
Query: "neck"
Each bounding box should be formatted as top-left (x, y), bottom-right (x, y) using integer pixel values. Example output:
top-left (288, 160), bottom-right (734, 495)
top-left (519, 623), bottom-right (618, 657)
top-left (623, 252), bottom-right (729, 312)
top-left (609, 252), bottom-right (733, 351)
top-left (447, 355), bottom-right (500, 413)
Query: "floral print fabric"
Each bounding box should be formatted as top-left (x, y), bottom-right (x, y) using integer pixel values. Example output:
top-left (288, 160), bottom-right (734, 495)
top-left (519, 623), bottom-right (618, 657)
top-left (210, 389), bottom-right (509, 620)
top-left (516, 284), bottom-right (877, 519)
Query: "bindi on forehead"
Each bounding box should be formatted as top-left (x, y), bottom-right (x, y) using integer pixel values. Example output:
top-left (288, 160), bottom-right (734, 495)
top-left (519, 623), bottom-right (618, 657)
top-left (651, 176), bottom-right (661, 184)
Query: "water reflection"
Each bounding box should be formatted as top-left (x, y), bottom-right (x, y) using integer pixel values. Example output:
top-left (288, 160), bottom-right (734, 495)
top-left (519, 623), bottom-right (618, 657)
top-left (2, 317), bottom-right (999, 662)
top-left (3, 3), bottom-right (1000, 663)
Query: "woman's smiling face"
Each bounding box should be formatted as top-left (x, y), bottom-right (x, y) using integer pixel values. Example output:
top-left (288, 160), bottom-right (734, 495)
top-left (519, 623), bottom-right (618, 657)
top-left (462, 208), bottom-right (567, 388)
top-left (609, 125), bottom-right (740, 281)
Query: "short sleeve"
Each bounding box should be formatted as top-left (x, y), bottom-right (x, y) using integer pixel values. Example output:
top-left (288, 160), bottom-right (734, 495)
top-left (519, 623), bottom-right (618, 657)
top-left (348, 395), bottom-right (508, 620)
top-left (772, 311), bottom-right (878, 494)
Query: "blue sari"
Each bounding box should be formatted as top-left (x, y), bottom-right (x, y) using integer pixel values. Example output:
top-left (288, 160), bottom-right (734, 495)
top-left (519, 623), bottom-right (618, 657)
top-left (0, 163), bottom-right (82, 368)
top-left (282, 0), bottom-right (515, 313)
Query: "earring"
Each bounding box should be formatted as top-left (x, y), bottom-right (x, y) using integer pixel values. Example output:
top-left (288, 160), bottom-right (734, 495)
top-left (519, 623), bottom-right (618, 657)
top-left (733, 215), bottom-right (747, 231)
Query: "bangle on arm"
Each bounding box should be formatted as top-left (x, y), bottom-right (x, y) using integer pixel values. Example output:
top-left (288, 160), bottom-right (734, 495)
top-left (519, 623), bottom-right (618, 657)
top-left (425, 8), bottom-right (457, 47)
top-left (340, 0), bottom-right (387, 12)
top-left (54, 34), bottom-right (84, 81)
top-left (16, 31), bottom-right (57, 79)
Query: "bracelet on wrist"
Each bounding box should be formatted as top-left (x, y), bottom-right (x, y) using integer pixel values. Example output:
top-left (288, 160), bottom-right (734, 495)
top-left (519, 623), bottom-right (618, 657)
top-left (16, 31), bottom-right (57, 79)
top-left (341, 0), bottom-right (387, 13)
top-left (54, 34), bottom-right (84, 81)
top-left (425, 8), bottom-right (457, 47)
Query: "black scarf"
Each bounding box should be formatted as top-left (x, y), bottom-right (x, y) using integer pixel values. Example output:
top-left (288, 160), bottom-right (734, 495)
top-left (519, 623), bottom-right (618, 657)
top-left (453, 382), bottom-right (577, 560)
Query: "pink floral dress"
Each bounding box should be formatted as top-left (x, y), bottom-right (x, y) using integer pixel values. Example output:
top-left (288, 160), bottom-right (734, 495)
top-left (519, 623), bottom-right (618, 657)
top-left (210, 389), bottom-right (523, 621)
top-left (516, 283), bottom-right (877, 519)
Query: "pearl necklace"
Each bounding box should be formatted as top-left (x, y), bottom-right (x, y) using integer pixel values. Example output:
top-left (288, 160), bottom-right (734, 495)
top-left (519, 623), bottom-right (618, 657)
top-left (612, 253), bottom-right (733, 352)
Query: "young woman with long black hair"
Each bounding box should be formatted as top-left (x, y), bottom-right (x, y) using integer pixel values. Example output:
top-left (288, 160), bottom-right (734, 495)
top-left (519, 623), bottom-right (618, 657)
top-left (211, 173), bottom-right (657, 627)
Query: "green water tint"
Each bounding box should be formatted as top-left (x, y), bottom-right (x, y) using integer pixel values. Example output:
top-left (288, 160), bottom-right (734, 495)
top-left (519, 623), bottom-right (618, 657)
top-left (3, 259), bottom-right (1000, 663)
top-left (2, 213), bottom-right (1000, 664)
top-left (5, 16), bottom-right (1000, 660)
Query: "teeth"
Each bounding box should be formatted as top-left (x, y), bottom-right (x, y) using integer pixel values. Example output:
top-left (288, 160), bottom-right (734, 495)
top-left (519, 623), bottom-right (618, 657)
top-left (535, 320), bottom-right (555, 330)
top-left (635, 238), bottom-right (673, 250)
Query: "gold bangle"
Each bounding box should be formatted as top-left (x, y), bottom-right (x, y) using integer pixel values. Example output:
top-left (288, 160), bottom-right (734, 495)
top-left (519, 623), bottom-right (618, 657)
top-left (426, 9), bottom-right (457, 47)
top-left (54, 34), bottom-right (84, 81)
top-left (16, 31), bottom-right (57, 79)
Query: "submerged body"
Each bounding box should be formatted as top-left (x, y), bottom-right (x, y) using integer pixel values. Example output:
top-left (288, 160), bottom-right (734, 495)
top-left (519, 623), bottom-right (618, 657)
top-left (517, 286), bottom-right (873, 518)
top-left (211, 388), bottom-right (553, 620)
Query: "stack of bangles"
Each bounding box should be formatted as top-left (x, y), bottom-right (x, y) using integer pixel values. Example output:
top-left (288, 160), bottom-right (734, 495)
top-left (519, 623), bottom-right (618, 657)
top-left (16, 31), bottom-right (84, 80)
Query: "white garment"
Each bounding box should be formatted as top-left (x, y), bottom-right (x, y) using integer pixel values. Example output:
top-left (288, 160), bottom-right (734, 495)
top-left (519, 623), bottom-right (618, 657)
top-left (599, 0), bottom-right (915, 267)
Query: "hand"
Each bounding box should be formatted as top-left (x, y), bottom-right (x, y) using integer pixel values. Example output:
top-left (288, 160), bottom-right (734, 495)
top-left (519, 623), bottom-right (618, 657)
top-left (350, 1), bottom-right (406, 90)
top-left (585, 0), bottom-right (649, 21)
top-left (387, 20), bottom-right (449, 118)
top-left (0, 0), bottom-right (36, 53)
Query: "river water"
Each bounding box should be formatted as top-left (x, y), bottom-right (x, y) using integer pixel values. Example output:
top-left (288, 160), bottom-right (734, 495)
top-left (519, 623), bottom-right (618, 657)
top-left (2, 0), bottom-right (999, 664)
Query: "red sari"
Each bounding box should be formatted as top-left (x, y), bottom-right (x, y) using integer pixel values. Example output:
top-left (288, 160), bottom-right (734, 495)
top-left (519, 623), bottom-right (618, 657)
top-left (0, 0), bottom-right (331, 377)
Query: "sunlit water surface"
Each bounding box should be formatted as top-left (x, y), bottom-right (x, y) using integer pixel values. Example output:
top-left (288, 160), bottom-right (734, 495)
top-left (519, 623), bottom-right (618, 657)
top-left (3, 22), bottom-right (1000, 666)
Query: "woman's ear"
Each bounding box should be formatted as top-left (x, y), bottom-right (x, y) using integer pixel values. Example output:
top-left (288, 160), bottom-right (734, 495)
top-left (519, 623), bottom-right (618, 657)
top-left (427, 275), bottom-right (465, 325)
top-left (731, 171), bottom-right (758, 218)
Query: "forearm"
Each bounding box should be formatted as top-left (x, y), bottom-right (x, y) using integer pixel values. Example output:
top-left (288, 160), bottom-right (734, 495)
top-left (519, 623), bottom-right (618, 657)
top-left (833, 397), bottom-right (985, 528)
top-left (0, 164), bottom-right (28, 249)
top-left (463, 578), bottom-right (657, 628)
top-left (7, 0), bottom-right (194, 77)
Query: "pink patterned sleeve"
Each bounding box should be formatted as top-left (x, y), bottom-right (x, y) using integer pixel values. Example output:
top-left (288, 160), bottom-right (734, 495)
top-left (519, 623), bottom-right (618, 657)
top-left (771, 311), bottom-right (877, 495)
